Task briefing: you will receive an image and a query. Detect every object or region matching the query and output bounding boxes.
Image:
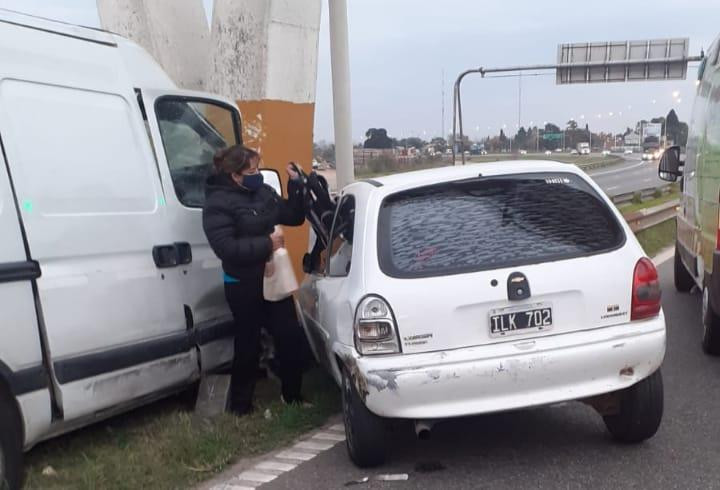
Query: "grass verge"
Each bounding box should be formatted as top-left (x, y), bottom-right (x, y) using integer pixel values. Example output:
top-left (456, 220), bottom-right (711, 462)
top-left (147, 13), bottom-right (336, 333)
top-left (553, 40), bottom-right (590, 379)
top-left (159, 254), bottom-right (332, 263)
top-left (23, 368), bottom-right (340, 490)
top-left (634, 219), bottom-right (677, 257)
top-left (618, 191), bottom-right (679, 214)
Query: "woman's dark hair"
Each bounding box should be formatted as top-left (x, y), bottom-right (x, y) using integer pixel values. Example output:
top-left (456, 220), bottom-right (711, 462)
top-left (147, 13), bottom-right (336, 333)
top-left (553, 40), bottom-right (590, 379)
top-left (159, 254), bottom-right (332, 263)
top-left (213, 144), bottom-right (260, 175)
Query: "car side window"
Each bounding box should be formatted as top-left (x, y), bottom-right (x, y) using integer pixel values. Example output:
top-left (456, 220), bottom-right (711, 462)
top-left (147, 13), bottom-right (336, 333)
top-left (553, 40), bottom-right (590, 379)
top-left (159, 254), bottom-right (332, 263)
top-left (155, 98), bottom-right (240, 208)
top-left (326, 195), bottom-right (355, 277)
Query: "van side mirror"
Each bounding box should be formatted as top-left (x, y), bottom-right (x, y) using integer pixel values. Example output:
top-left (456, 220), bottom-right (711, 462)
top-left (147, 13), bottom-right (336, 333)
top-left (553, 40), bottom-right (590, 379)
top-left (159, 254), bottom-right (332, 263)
top-left (658, 145), bottom-right (683, 182)
top-left (261, 169), bottom-right (283, 197)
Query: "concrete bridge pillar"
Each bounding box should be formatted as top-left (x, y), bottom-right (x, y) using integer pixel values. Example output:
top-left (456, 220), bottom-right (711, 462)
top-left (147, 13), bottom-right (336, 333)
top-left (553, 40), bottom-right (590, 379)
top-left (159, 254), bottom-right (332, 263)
top-left (97, 0), bottom-right (210, 90)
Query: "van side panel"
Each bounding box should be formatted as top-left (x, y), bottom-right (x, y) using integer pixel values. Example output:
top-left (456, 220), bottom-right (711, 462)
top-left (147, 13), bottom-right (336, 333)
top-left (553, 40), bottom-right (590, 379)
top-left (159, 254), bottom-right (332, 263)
top-left (0, 134), bottom-right (52, 445)
top-left (698, 62), bottom-right (720, 276)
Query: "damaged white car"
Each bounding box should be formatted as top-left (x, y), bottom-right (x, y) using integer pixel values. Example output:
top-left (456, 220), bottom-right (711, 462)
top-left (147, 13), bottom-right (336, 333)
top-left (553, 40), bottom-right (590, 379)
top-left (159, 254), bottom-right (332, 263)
top-left (297, 161), bottom-right (665, 467)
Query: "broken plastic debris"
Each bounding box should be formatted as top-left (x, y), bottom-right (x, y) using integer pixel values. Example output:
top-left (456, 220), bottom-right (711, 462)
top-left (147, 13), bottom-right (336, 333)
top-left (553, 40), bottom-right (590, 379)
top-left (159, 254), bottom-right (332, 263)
top-left (264, 408), bottom-right (272, 420)
top-left (376, 474), bottom-right (409, 481)
top-left (345, 476), bottom-right (370, 486)
top-left (42, 466), bottom-right (57, 477)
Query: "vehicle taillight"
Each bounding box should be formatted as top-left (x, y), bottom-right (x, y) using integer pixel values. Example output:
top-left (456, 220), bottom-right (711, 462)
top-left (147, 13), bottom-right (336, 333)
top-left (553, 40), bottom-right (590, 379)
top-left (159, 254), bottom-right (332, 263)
top-left (631, 258), bottom-right (661, 321)
top-left (354, 295), bottom-right (401, 355)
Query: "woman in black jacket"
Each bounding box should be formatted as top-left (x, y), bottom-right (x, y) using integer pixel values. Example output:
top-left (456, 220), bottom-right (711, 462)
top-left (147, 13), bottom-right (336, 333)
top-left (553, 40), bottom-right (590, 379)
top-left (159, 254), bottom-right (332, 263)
top-left (203, 144), bottom-right (307, 415)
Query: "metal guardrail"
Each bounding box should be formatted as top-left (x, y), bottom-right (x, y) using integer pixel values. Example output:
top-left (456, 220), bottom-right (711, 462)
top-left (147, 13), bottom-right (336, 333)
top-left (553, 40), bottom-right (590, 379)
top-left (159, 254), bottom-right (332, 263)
top-left (612, 185), bottom-right (672, 204)
top-left (622, 199), bottom-right (679, 232)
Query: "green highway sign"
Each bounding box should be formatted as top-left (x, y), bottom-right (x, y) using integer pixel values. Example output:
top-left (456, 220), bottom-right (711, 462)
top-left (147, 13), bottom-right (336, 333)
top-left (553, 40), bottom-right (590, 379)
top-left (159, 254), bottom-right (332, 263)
top-left (543, 132), bottom-right (563, 141)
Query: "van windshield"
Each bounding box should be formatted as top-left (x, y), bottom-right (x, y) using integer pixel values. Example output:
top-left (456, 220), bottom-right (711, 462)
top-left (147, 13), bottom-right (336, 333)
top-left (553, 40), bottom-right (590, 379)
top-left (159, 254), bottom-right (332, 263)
top-left (377, 172), bottom-right (625, 278)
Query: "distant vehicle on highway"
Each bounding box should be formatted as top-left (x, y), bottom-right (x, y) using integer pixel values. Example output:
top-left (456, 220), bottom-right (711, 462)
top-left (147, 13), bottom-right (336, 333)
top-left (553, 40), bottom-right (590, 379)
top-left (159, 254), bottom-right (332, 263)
top-left (545, 150), bottom-right (552, 155)
top-left (624, 149), bottom-right (634, 155)
top-left (577, 142), bottom-right (590, 155)
top-left (555, 148), bottom-right (563, 153)
top-left (642, 150), bottom-right (655, 161)
top-left (602, 150), bottom-right (611, 156)
top-left (480, 150), bottom-right (488, 155)
top-left (301, 161), bottom-right (665, 467)
top-left (519, 149), bottom-right (527, 155)
top-left (659, 35), bottom-right (720, 355)
top-left (571, 149), bottom-right (579, 155)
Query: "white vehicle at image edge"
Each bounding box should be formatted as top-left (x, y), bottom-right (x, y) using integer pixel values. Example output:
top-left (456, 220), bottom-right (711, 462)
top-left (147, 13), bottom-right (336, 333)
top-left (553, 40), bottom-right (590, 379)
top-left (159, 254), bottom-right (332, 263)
top-left (0, 11), bottom-right (280, 489)
top-left (298, 160), bottom-right (666, 467)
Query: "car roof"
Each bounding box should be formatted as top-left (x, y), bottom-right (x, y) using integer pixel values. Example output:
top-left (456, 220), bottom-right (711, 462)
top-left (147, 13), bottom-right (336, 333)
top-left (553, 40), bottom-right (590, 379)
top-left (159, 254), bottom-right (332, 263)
top-left (354, 160), bottom-right (586, 195)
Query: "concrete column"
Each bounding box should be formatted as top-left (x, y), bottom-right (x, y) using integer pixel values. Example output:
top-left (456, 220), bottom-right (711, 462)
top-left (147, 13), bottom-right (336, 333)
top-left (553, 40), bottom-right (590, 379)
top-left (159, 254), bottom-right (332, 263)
top-left (209, 0), bottom-right (322, 278)
top-left (97, 0), bottom-right (210, 90)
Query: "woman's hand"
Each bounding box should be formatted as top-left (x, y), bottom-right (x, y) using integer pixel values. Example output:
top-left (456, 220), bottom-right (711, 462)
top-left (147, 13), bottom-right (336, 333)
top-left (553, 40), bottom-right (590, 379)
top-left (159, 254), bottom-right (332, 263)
top-left (287, 162), bottom-right (301, 181)
top-left (270, 228), bottom-right (284, 251)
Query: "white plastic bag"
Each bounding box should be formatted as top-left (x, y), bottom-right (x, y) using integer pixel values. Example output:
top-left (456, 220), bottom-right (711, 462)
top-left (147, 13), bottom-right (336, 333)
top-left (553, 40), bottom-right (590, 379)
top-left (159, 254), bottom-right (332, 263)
top-left (263, 247), bottom-right (299, 302)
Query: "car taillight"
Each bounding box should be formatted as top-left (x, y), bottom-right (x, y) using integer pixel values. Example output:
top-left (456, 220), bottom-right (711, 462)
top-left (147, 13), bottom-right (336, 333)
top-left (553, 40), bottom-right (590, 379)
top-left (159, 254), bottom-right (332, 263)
top-left (354, 295), bottom-right (401, 355)
top-left (631, 258), bottom-right (661, 321)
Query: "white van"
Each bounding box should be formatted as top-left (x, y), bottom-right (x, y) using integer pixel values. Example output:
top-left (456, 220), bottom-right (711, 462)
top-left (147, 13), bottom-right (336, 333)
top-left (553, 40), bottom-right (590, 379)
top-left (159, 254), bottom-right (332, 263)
top-left (0, 11), bottom-right (269, 488)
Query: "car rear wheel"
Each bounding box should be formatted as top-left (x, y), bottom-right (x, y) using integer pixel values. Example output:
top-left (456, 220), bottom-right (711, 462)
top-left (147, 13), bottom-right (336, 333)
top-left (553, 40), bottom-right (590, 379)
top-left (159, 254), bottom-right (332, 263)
top-left (673, 245), bottom-right (694, 293)
top-left (341, 368), bottom-right (386, 468)
top-left (702, 286), bottom-right (720, 355)
top-left (603, 369), bottom-right (663, 443)
top-left (0, 393), bottom-right (22, 490)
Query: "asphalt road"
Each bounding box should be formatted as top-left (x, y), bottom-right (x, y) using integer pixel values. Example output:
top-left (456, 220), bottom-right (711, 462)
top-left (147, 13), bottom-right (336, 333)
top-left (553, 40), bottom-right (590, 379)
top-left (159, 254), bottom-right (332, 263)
top-left (587, 154), bottom-right (668, 198)
top-left (265, 259), bottom-right (720, 490)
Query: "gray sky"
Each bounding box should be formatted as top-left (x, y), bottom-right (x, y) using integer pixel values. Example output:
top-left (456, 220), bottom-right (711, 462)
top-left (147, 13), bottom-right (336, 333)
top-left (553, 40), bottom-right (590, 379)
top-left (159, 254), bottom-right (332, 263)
top-left (2, 0), bottom-right (717, 143)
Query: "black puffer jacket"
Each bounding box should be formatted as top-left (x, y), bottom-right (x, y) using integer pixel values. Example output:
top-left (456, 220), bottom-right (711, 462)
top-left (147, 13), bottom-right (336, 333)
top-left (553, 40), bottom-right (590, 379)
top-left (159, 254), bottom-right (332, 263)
top-left (202, 174), bottom-right (305, 280)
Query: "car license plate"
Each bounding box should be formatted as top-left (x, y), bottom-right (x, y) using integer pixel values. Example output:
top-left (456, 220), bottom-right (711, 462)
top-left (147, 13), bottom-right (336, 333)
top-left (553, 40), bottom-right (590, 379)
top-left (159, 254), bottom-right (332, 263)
top-left (489, 304), bottom-right (552, 337)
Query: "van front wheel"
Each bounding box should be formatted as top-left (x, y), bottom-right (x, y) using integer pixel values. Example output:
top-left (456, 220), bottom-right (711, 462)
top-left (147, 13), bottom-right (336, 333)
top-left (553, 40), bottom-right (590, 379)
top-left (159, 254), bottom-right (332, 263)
top-left (0, 393), bottom-right (23, 490)
top-left (341, 368), bottom-right (386, 468)
top-left (674, 245), bottom-right (694, 292)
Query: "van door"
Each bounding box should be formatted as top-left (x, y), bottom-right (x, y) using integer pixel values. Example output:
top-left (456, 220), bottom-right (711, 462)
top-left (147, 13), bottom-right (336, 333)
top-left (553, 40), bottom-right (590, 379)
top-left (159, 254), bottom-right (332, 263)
top-left (0, 28), bottom-right (197, 421)
top-left (141, 90), bottom-right (238, 372)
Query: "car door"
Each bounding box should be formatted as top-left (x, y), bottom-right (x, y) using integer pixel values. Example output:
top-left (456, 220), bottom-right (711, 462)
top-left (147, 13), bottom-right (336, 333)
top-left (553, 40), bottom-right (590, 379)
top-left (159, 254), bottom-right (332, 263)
top-left (142, 90), bottom-right (240, 373)
top-left (0, 44), bottom-right (195, 420)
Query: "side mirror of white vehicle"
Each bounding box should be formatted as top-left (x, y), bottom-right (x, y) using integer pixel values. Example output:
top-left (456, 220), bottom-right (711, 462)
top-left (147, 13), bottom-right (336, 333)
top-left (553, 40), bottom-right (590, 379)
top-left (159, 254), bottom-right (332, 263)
top-left (261, 169), bottom-right (283, 196)
top-left (658, 145), bottom-right (683, 182)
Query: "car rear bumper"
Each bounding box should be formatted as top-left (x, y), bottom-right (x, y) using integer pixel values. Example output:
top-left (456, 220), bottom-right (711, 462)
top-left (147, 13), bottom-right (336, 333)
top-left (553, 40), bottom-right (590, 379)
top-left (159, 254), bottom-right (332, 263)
top-left (339, 317), bottom-right (665, 420)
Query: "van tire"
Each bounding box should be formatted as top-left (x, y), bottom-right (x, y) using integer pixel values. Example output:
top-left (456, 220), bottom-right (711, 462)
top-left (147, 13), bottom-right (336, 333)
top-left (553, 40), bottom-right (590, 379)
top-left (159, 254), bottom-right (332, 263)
top-left (674, 246), bottom-right (694, 293)
top-left (702, 286), bottom-right (720, 355)
top-left (0, 393), bottom-right (23, 490)
top-left (603, 369), bottom-right (663, 443)
top-left (341, 368), bottom-right (386, 468)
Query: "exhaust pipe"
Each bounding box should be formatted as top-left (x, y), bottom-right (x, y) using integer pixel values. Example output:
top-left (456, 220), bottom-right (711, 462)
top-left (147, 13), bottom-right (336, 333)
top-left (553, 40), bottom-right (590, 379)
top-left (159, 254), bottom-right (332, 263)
top-left (414, 420), bottom-right (434, 440)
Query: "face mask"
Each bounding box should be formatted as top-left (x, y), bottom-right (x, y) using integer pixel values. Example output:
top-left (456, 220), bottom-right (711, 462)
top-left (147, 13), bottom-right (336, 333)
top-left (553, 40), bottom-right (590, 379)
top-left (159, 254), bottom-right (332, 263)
top-left (242, 173), bottom-right (264, 191)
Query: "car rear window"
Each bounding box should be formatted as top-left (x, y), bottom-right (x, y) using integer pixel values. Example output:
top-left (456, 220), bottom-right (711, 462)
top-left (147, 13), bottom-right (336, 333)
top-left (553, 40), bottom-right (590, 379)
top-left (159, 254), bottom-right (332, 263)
top-left (377, 172), bottom-right (625, 278)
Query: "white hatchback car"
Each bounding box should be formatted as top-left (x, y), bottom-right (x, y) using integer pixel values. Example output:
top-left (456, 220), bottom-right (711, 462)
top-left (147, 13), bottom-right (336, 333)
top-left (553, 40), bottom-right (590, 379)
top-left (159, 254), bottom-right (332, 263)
top-left (297, 161), bottom-right (665, 467)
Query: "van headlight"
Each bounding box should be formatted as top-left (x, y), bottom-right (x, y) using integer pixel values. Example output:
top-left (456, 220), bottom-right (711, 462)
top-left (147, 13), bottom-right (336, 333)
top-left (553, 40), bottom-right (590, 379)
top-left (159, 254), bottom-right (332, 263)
top-left (354, 295), bottom-right (401, 355)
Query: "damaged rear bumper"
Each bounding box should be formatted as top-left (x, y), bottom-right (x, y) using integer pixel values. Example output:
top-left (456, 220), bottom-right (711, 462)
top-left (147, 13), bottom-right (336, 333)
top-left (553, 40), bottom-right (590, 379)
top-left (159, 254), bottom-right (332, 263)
top-left (338, 317), bottom-right (665, 419)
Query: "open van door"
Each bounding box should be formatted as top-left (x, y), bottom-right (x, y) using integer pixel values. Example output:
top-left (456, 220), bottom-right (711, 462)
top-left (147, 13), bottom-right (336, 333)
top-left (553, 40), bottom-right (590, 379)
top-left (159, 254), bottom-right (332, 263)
top-left (140, 89), bottom-right (240, 373)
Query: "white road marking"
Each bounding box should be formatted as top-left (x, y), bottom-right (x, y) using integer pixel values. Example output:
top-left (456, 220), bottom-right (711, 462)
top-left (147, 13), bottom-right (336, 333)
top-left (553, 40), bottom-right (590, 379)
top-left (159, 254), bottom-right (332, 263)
top-left (210, 484), bottom-right (256, 490)
top-left (328, 424), bottom-right (345, 432)
top-left (312, 432), bottom-right (346, 442)
top-left (275, 450), bottom-right (317, 461)
top-left (256, 461), bottom-right (297, 472)
top-left (606, 185), bottom-right (620, 191)
top-left (237, 471), bottom-right (278, 483)
top-left (294, 440), bottom-right (335, 451)
top-left (653, 247), bottom-right (675, 266)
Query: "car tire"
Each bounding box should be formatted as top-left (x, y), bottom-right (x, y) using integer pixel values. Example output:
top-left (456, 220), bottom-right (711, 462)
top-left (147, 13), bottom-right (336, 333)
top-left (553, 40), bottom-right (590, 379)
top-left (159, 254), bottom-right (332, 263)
top-left (0, 393), bottom-right (23, 490)
top-left (603, 369), bottom-right (663, 444)
top-left (341, 368), bottom-right (386, 468)
top-left (702, 286), bottom-right (720, 355)
top-left (673, 246), bottom-right (694, 293)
